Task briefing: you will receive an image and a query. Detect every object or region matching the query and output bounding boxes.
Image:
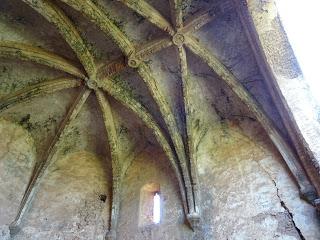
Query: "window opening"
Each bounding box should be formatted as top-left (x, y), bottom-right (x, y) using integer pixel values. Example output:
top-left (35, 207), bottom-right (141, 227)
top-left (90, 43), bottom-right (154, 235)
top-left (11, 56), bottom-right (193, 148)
top-left (275, 0), bottom-right (320, 103)
top-left (139, 183), bottom-right (161, 227)
top-left (153, 192), bottom-right (161, 224)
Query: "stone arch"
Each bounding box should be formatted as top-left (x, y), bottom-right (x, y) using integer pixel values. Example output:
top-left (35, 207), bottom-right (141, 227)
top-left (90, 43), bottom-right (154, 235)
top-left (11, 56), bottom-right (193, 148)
top-left (0, 119), bottom-right (36, 225)
top-left (13, 151), bottom-right (110, 240)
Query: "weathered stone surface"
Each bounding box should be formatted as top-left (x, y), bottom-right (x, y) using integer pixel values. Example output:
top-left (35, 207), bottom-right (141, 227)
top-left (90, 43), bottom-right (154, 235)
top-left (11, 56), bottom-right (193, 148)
top-left (0, 225), bottom-right (10, 240)
top-left (0, 0), bottom-right (319, 239)
top-left (0, 119), bottom-right (36, 226)
top-left (13, 151), bottom-right (110, 240)
top-left (197, 121), bottom-right (320, 239)
top-left (246, 0), bottom-right (320, 186)
top-left (113, 119), bottom-right (320, 240)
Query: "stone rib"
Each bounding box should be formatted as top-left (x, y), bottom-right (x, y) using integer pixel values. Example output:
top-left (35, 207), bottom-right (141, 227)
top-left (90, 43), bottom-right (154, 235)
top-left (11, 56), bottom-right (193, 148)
top-left (0, 77), bottom-right (82, 112)
top-left (95, 89), bottom-right (121, 240)
top-left (62, 0), bottom-right (193, 214)
top-left (96, 56), bottom-right (127, 80)
top-left (0, 41), bottom-right (86, 78)
top-left (185, 36), bottom-right (314, 195)
top-left (9, 87), bottom-right (91, 233)
top-left (137, 63), bottom-right (194, 212)
top-left (119, 0), bottom-right (175, 35)
top-left (135, 37), bottom-right (173, 61)
top-left (22, 0), bottom-right (96, 78)
top-left (97, 37), bottom-right (172, 79)
top-left (97, 78), bottom-right (188, 214)
top-left (22, 0), bottom-right (192, 227)
top-left (60, 0), bottom-right (135, 56)
top-left (169, 0), bottom-right (183, 30)
top-left (177, 45), bottom-right (199, 214)
top-left (182, 7), bottom-right (216, 34)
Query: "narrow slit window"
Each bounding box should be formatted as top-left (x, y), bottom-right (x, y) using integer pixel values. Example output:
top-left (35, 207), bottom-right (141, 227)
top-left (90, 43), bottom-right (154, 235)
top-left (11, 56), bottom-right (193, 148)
top-left (153, 192), bottom-right (161, 224)
top-left (139, 183), bottom-right (161, 227)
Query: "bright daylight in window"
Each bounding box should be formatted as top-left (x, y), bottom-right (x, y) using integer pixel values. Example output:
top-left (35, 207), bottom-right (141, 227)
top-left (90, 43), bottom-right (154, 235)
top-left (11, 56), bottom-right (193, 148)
top-left (153, 192), bottom-right (161, 224)
top-left (275, 0), bottom-right (320, 103)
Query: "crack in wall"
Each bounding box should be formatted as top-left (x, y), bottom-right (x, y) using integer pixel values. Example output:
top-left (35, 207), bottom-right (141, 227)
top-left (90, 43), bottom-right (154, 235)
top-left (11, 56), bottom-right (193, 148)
top-left (255, 160), bottom-right (306, 240)
top-left (273, 179), bottom-right (306, 240)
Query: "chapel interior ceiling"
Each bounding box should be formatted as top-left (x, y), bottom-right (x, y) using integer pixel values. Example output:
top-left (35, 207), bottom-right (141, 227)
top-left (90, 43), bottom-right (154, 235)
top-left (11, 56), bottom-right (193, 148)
top-left (0, 0), bottom-right (317, 238)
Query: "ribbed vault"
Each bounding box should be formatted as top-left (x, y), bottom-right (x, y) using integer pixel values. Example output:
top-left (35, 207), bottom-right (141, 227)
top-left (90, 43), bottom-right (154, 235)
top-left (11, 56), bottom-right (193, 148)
top-left (0, 0), bottom-right (319, 239)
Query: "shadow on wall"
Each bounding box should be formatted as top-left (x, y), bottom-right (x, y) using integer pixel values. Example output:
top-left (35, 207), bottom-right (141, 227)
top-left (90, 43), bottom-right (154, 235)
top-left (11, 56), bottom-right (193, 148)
top-left (0, 119), bottom-right (112, 240)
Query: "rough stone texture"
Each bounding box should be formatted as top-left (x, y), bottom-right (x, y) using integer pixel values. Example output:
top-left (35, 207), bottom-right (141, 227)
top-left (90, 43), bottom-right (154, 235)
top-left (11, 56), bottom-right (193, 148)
top-left (115, 118), bottom-right (320, 240)
top-left (13, 151), bottom-right (110, 240)
top-left (197, 121), bottom-right (320, 239)
top-left (246, 0), bottom-right (320, 176)
top-left (0, 225), bottom-right (10, 240)
top-left (118, 146), bottom-right (190, 240)
top-left (0, 0), bottom-right (319, 239)
top-left (0, 120), bottom-right (36, 226)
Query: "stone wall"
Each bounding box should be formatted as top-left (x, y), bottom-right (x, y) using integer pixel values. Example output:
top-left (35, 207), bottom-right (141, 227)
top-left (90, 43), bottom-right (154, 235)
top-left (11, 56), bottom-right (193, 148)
top-left (1, 0), bottom-right (320, 239)
top-left (1, 117), bottom-right (320, 239)
top-left (243, 0), bottom-right (320, 187)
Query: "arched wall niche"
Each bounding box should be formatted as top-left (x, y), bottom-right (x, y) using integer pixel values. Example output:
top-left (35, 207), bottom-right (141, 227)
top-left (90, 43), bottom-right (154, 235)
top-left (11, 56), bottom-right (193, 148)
top-left (117, 146), bottom-right (190, 240)
top-left (115, 118), bottom-right (320, 240)
top-left (138, 182), bottom-right (161, 227)
top-left (8, 149), bottom-right (111, 240)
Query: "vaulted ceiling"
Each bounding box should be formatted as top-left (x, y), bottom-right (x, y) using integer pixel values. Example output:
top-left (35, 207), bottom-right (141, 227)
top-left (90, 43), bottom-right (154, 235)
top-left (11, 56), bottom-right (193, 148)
top-left (0, 0), bottom-right (318, 239)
